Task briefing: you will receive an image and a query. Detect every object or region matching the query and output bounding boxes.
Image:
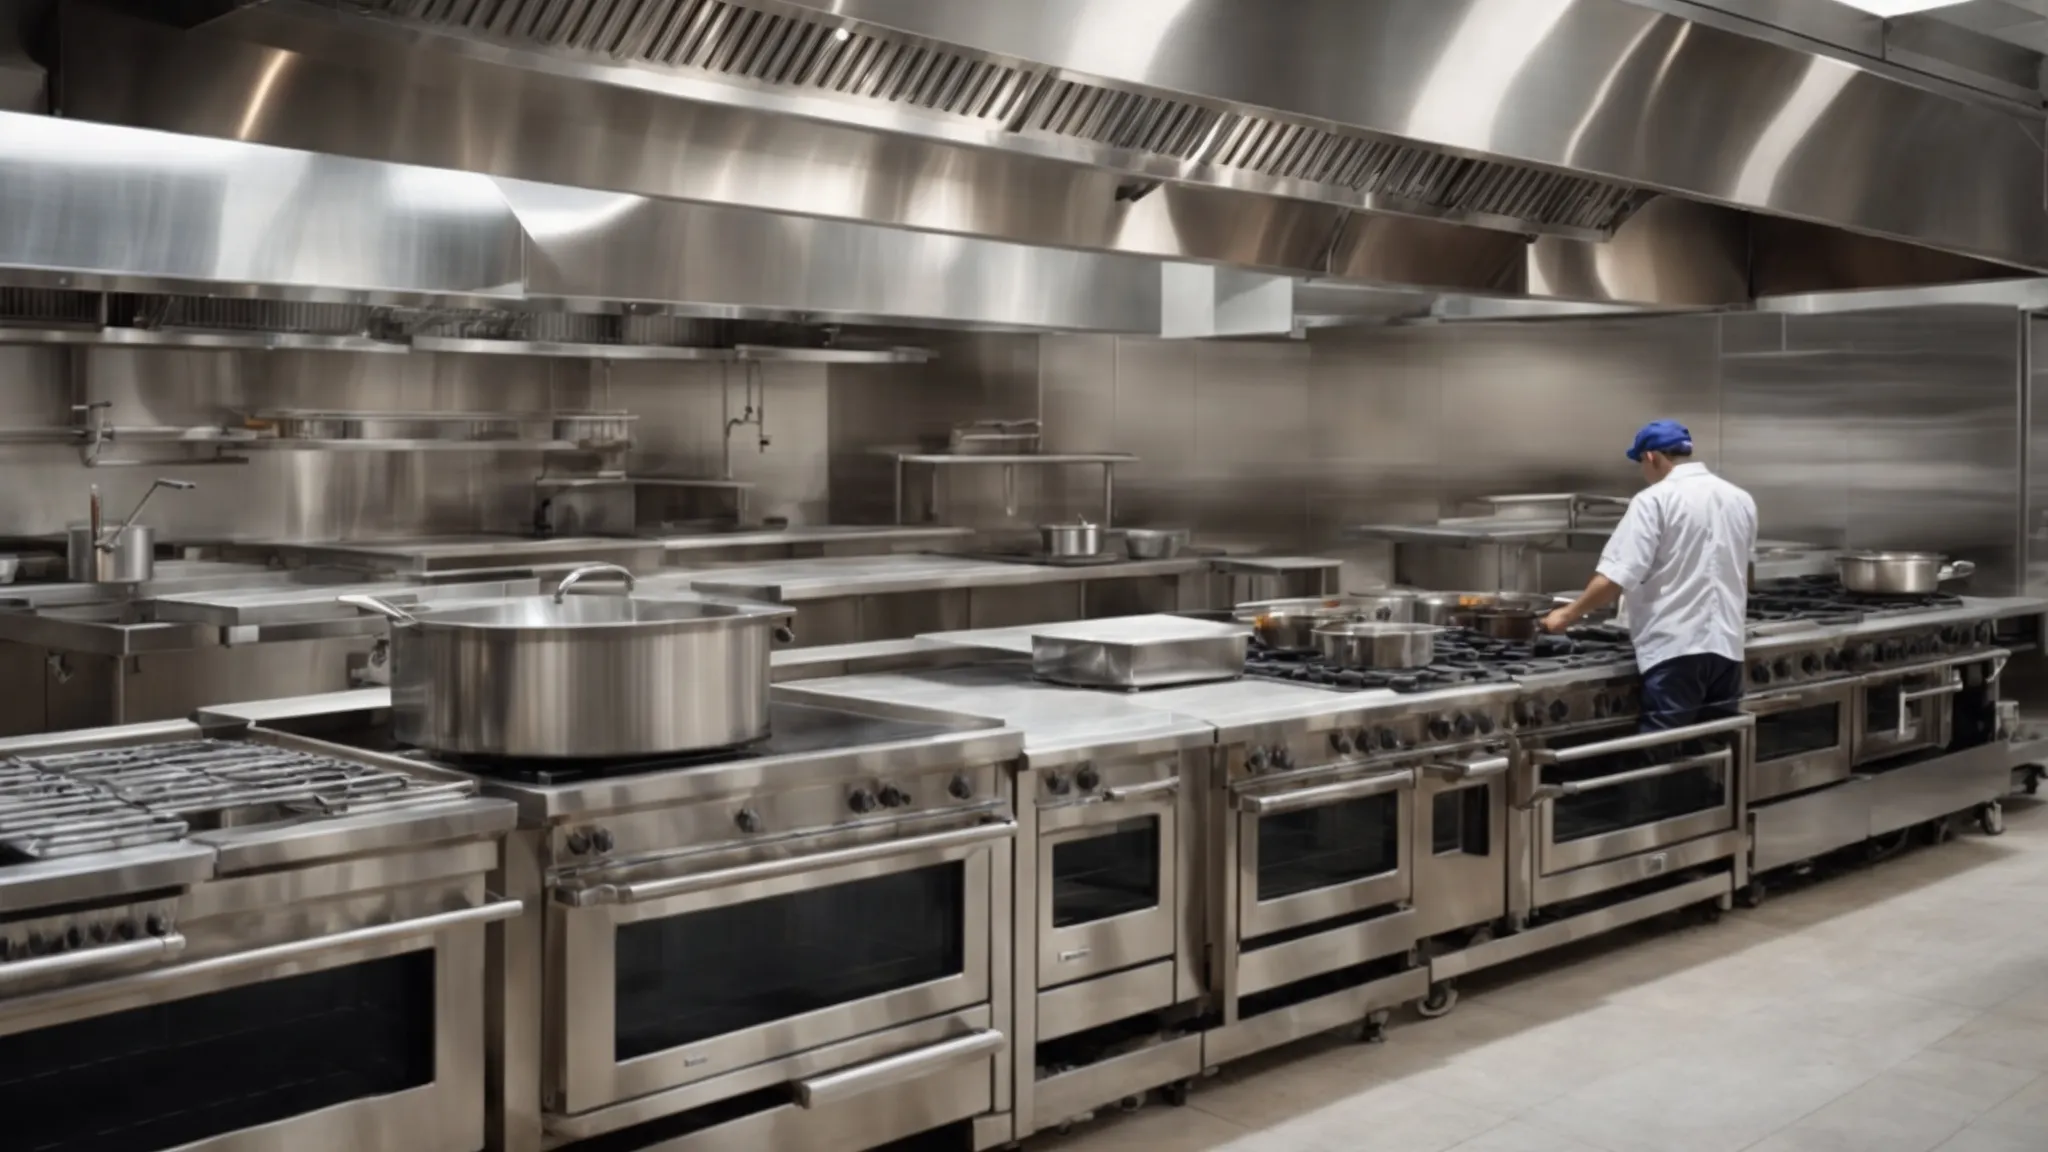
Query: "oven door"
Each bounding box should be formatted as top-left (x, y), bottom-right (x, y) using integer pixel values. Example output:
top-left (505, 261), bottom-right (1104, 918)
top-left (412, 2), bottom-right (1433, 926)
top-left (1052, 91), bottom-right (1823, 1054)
top-left (0, 899), bottom-right (517, 1152)
top-left (1521, 716), bottom-right (1749, 876)
top-left (1038, 776), bottom-right (1179, 988)
top-left (1235, 766), bottom-right (1414, 941)
top-left (1854, 657), bottom-right (1975, 764)
top-left (548, 814), bottom-right (1013, 1115)
top-left (1744, 682), bottom-right (1854, 802)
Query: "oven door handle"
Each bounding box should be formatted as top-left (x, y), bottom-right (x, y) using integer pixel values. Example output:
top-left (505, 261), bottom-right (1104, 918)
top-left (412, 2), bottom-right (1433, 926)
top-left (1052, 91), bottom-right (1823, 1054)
top-left (557, 818), bottom-right (1018, 907)
top-left (1423, 755), bottom-right (1510, 782)
top-left (794, 1029), bottom-right (1005, 1108)
top-left (1238, 768), bottom-right (1414, 816)
top-left (1527, 714), bottom-right (1753, 765)
top-left (1101, 777), bottom-right (1180, 802)
top-left (0, 899), bottom-right (522, 1012)
top-left (0, 932), bottom-right (188, 988)
top-left (1523, 749), bottom-right (1731, 806)
top-left (1896, 681), bottom-right (1965, 738)
top-left (1746, 693), bottom-right (1833, 716)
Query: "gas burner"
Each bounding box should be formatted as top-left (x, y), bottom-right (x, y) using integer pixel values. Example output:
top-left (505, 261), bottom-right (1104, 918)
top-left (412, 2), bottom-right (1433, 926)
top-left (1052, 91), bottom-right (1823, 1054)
top-left (1748, 576), bottom-right (1964, 623)
top-left (1243, 627), bottom-right (1636, 693)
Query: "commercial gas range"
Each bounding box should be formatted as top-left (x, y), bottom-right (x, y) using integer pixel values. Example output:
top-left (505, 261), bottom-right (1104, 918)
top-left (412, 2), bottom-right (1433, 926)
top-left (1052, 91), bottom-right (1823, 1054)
top-left (201, 688), bottom-right (1027, 1152)
top-left (782, 664), bottom-right (1216, 1141)
top-left (0, 719), bottom-right (519, 1152)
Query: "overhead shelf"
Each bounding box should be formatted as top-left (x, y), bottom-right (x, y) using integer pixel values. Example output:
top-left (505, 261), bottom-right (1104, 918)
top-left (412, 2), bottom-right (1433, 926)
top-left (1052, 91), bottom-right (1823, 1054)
top-left (884, 451), bottom-right (1138, 525)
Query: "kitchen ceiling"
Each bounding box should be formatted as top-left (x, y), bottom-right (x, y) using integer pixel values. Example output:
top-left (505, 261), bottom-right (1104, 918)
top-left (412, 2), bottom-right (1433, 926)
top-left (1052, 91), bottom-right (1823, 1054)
top-left (1928, 0), bottom-right (2048, 52)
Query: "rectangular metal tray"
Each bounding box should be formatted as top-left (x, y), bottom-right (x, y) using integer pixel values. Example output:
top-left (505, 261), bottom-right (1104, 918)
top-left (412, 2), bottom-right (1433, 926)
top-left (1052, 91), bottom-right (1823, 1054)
top-left (1029, 614), bottom-right (1248, 690)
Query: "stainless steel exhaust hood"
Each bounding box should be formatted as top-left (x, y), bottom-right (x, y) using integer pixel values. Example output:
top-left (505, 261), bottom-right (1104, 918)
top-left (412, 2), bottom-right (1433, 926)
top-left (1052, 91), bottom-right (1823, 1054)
top-left (48, 0), bottom-right (2035, 304)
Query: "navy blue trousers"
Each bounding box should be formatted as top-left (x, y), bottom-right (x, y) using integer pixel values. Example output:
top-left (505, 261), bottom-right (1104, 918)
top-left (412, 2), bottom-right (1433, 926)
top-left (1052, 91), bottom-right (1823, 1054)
top-left (1638, 653), bottom-right (1743, 733)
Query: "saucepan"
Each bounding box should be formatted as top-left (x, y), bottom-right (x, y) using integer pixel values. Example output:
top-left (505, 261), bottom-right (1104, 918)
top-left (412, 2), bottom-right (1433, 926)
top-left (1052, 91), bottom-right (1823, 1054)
top-left (1836, 552), bottom-right (1974, 596)
top-left (1039, 520), bottom-right (1102, 559)
top-left (1237, 594), bottom-right (1415, 650)
top-left (1312, 622), bottom-right (1441, 669)
top-left (1409, 591), bottom-right (1553, 626)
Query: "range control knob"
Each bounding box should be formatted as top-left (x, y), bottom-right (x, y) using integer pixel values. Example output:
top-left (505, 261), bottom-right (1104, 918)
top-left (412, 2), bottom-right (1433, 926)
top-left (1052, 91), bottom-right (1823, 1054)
top-left (565, 829), bottom-right (593, 855)
top-left (591, 827), bottom-right (615, 854)
top-left (734, 808), bottom-right (764, 834)
top-left (88, 923), bottom-right (107, 945)
top-left (1246, 748), bottom-right (1271, 773)
top-left (1475, 714), bottom-right (1495, 735)
top-left (1593, 695), bottom-right (1611, 719)
top-left (1516, 699), bottom-right (1542, 727)
top-left (1978, 621), bottom-right (1996, 643)
top-left (1378, 727), bottom-right (1402, 751)
top-left (1046, 772), bottom-right (1072, 794)
top-left (947, 774), bottom-right (974, 800)
top-left (1547, 700), bottom-right (1570, 723)
top-left (1428, 717), bottom-right (1453, 740)
top-left (848, 789), bottom-right (877, 814)
top-left (1454, 714), bottom-right (1476, 737)
top-left (24, 933), bottom-right (45, 957)
top-left (878, 784), bottom-right (911, 808)
top-left (1772, 658), bottom-right (1792, 681)
top-left (1330, 731), bottom-right (1355, 755)
top-left (1801, 654), bottom-right (1821, 676)
top-left (144, 915), bottom-right (169, 938)
top-left (62, 926), bottom-right (82, 952)
top-left (0, 938), bottom-right (10, 962)
top-left (1824, 651), bottom-right (1843, 671)
top-left (116, 920), bottom-right (139, 941)
top-left (1074, 765), bottom-right (1102, 791)
top-left (1750, 662), bottom-right (1772, 685)
top-left (1274, 747), bottom-right (1296, 771)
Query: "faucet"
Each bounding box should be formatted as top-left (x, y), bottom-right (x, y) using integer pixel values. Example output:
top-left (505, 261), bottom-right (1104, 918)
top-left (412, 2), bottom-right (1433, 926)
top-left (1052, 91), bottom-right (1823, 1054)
top-left (721, 361), bottom-right (771, 479)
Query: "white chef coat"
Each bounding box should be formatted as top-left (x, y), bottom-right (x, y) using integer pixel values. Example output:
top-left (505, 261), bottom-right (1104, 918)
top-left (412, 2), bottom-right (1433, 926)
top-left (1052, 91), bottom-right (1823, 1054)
top-left (1596, 462), bottom-right (1757, 671)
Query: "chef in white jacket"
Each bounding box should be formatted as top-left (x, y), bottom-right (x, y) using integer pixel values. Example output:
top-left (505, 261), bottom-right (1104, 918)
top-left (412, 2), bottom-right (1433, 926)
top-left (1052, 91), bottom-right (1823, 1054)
top-left (1542, 420), bottom-right (1757, 732)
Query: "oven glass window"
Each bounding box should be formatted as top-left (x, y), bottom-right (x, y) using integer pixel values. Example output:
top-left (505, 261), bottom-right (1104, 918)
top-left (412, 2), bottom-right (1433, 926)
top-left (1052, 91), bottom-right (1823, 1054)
top-left (1865, 679), bottom-right (1943, 745)
top-left (1052, 817), bottom-right (1160, 927)
top-left (615, 861), bottom-right (966, 1060)
top-left (1256, 792), bottom-right (1400, 901)
top-left (2, 951), bottom-right (436, 1152)
top-left (1546, 733), bottom-right (1733, 843)
top-left (1756, 703), bottom-right (1842, 761)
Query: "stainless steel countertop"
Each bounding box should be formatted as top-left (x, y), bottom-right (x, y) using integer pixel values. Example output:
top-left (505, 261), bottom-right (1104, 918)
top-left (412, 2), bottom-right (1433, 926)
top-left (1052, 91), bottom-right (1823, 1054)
top-left (784, 662), bottom-right (1217, 766)
top-left (253, 535), bottom-right (668, 575)
top-left (653, 553), bottom-right (1206, 601)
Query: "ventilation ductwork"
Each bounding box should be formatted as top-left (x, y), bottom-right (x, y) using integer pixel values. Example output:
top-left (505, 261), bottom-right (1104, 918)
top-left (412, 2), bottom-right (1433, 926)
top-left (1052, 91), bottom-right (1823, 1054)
top-left (352, 0), bottom-right (1654, 240)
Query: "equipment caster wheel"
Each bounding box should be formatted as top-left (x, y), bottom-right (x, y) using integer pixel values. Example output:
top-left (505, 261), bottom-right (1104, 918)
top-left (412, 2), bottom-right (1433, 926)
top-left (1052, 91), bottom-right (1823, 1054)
top-left (1416, 982), bottom-right (1459, 1019)
top-left (1054, 1121), bottom-right (1074, 1137)
top-left (1920, 817), bottom-right (1955, 846)
top-left (1119, 1095), bottom-right (1144, 1114)
top-left (1737, 881), bottom-right (1767, 910)
top-left (2025, 767), bottom-right (2042, 796)
top-left (1981, 801), bottom-right (2006, 836)
top-left (1698, 902), bottom-right (1724, 925)
top-left (1161, 1079), bottom-right (1193, 1107)
top-left (1355, 1009), bottom-right (1391, 1044)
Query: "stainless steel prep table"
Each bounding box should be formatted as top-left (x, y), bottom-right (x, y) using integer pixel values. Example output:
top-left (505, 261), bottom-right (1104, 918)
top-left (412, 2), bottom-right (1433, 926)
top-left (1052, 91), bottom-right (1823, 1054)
top-left (650, 554), bottom-right (1210, 648)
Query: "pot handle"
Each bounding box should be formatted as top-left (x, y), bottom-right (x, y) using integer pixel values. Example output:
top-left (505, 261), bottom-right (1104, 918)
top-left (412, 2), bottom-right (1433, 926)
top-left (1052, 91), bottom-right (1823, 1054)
top-left (337, 594), bottom-right (419, 625)
top-left (1940, 560), bottom-right (1976, 582)
top-left (554, 563), bottom-right (637, 603)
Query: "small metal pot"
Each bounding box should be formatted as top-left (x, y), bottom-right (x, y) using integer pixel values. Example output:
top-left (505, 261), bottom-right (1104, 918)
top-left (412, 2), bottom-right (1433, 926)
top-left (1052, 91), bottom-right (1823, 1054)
top-left (1312, 622), bottom-right (1440, 669)
top-left (1040, 520), bottom-right (1102, 558)
top-left (1236, 597), bottom-right (1360, 650)
top-left (1410, 591), bottom-right (1552, 625)
top-left (1836, 551), bottom-right (1975, 595)
top-left (1123, 527), bottom-right (1189, 559)
top-left (1346, 593), bottom-right (1415, 623)
top-left (67, 523), bottom-right (154, 584)
top-left (1451, 607), bottom-right (1542, 641)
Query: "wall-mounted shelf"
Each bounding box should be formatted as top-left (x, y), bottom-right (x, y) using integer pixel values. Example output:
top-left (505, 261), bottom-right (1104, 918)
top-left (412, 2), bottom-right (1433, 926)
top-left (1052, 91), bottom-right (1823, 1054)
top-left (249, 409), bottom-right (635, 452)
top-left (882, 451), bottom-right (1137, 525)
top-left (410, 336), bottom-right (735, 360)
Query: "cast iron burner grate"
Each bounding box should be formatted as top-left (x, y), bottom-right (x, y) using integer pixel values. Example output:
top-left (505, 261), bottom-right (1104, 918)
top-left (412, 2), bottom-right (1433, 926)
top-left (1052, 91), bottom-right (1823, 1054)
top-left (1243, 627), bottom-right (1637, 693)
top-left (1748, 576), bottom-right (1964, 624)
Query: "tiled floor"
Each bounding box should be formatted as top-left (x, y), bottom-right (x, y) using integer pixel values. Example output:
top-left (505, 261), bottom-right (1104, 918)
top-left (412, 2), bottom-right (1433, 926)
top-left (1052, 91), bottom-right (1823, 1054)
top-left (1039, 798), bottom-right (2048, 1152)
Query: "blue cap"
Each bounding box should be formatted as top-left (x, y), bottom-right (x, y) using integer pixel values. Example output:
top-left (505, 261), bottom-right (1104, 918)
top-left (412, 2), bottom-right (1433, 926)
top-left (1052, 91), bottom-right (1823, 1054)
top-left (1627, 419), bottom-right (1692, 462)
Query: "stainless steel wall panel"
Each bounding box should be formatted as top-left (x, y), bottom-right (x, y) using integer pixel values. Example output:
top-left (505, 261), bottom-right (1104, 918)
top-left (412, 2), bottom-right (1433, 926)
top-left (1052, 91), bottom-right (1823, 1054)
top-left (604, 360), bottom-right (831, 528)
top-left (2027, 314), bottom-right (2048, 597)
top-left (1721, 307), bottom-right (2023, 592)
